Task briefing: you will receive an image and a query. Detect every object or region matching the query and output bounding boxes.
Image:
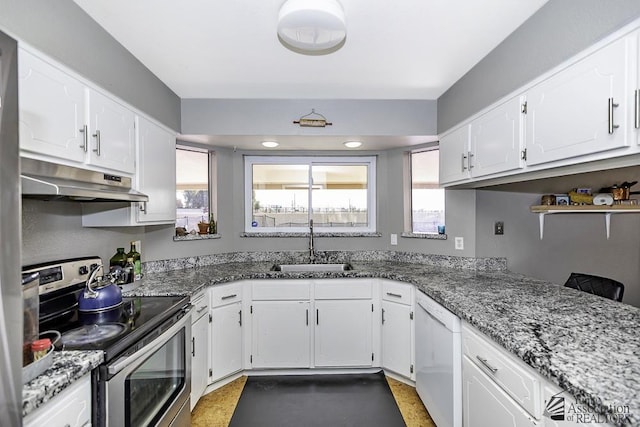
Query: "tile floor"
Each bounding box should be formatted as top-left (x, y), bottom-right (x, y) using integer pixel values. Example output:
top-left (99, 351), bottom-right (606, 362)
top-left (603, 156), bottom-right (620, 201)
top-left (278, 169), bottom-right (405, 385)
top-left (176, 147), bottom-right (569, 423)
top-left (191, 375), bottom-right (435, 427)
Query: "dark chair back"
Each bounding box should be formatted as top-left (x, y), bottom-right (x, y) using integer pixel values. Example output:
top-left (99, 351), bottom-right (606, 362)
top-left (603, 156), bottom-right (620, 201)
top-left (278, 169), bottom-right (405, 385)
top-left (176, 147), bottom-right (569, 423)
top-left (564, 272), bottom-right (624, 302)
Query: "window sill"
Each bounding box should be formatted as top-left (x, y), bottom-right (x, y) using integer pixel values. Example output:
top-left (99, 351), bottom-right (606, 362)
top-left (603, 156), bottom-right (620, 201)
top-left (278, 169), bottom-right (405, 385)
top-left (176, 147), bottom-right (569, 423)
top-left (401, 232), bottom-right (447, 240)
top-left (241, 231), bottom-right (382, 238)
top-left (173, 233), bottom-right (222, 242)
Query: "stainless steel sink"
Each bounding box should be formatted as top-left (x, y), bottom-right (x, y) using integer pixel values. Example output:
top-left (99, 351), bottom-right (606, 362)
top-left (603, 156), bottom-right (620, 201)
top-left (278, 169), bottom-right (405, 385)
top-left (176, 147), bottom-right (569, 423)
top-left (271, 263), bottom-right (353, 272)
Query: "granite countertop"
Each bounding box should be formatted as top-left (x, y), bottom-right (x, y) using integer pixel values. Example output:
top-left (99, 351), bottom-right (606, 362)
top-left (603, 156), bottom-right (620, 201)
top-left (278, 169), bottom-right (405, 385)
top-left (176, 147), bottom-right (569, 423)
top-left (125, 259), bottom-right (640, 425)
top-left (22, 350), bottom-right (103, 417)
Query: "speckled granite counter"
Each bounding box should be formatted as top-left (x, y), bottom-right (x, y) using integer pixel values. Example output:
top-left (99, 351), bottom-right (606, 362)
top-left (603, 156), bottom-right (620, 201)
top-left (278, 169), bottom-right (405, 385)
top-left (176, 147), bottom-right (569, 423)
top-left (125, 258), bottom-right (640, 426)
top-left (22, 350), bottom-right (103, 417)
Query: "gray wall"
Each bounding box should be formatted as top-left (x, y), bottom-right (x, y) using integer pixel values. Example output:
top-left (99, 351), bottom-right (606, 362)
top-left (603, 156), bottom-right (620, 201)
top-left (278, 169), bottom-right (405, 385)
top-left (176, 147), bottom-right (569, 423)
top-left (475, 190), bottom-right (640, 308)
top-left (182, 99), bottom-right (437, 137)
top-left (0, 0), bottom-right (181, 130)
top-left (438, 0), bottom-right (640, 132)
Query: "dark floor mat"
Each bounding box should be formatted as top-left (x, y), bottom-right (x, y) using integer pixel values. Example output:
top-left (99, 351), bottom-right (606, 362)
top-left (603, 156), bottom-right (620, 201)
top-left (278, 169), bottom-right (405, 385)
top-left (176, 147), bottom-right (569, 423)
top-left (229, 371), bottom-right (406, 427)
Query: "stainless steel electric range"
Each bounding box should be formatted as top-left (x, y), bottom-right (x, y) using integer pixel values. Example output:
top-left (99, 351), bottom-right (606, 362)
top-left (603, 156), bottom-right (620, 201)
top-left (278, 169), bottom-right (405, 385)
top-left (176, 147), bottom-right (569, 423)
top-left (23, 257), bottom-right (192, 427)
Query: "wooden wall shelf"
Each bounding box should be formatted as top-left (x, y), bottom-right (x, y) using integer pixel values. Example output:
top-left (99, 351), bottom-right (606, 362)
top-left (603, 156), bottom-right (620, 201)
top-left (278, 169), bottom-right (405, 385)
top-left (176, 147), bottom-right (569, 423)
top-left (530, 205), bottom-right (640, 239)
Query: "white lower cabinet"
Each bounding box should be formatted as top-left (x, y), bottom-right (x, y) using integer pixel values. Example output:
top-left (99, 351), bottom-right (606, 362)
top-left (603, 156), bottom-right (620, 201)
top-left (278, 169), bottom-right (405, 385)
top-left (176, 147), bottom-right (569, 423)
top-left (381, 300), bottom-right (413, 378)
top-left (191, 306), bottom-right (209, 409)
top-left (463, 355), bottom-right (539, 427)
top-left (211, 301), bottom-right (243, 381)
top-left (314, 299), bottom-right (373, 367)
top-left (24, 374), bottom-right (91, 427)
top-left (250, 300), bottom-right (311, 368)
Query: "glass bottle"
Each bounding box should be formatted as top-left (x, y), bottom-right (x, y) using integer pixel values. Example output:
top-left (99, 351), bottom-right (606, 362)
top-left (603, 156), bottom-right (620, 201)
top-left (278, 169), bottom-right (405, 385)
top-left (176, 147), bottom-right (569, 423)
top-left (124, 257), bottom-right (135, 284)
top-left (109, 248), bottom-right (127, 268)
top-left (127, 242), bottom-right (142, 281)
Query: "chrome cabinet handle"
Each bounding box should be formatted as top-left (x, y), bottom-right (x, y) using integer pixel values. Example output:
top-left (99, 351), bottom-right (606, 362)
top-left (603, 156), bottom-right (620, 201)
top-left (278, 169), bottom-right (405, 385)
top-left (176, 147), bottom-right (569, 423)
top-left (92, 129), bottom-right (101, 155)
top-left (196, 305), bottom-right (207, 314)
top-left (139, 201), bottom-right (147, 214)
top-left (79, 125), bottom-right (88, 151)
top-left (221, 294), bottom-right (237, 300)
top-left (239, 310), bottom-right (242, 327)
top-left (461, 153), bottom-right (467, 171)
top-left (382, 308), bottom-right (386, 325)
top-left (386, 292), bottom-right (402, 298)
top-left (635, 90), bottom-right (640, 129)
top-left (468, 151), bottom-right (474, 169)
top-left (476, 355), bottom-right (498, 374)
top-left (316, 309), bottom-right (319, 325)
top-left (608, 98), bottom-right (620, 134)
top-left (306, 309), bottom-right (309, 326)
top-left (191, 337), bottom-right (195, 357)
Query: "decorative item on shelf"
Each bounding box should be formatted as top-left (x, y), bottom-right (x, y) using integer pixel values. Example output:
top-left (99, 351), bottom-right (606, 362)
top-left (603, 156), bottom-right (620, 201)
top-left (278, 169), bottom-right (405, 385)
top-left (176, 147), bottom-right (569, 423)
top-left (197, 221), bottom-right (210, 235)
top-left (593, 193), bottom-right (614, 206)
top-left (175, 227), bottom-right (188, 236)
top-left (540, 195), bottom-right (556, 205)
top-left (554, 194), bottom-right (570, 206)
top-left (208, 213), bottom-right (217, 234)
top-left (568, 190), bottom-right (593, 205)
top-left (293, 109), bottom-right (332, 127)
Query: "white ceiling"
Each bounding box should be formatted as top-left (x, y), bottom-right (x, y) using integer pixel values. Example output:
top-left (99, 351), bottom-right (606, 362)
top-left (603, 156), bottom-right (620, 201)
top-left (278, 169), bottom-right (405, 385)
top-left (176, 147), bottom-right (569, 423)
top-left (73, 0), bottom-right (548, 150)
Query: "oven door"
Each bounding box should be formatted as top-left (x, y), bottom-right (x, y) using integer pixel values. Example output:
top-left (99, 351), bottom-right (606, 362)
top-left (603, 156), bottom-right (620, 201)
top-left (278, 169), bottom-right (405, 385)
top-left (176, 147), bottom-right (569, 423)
top-left (105, 309), bottom-right (192, 427)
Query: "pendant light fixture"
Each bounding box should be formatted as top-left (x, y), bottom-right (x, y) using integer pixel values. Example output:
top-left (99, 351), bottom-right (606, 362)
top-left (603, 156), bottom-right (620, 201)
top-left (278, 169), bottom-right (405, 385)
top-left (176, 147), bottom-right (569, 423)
top-left (277, 0), bottom-right (347, 54)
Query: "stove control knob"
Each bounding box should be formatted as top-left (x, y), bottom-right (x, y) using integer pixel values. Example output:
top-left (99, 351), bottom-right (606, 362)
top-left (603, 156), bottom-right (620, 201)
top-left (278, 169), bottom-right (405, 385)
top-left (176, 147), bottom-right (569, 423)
top-left (79, 265), bottom-right (89, 275)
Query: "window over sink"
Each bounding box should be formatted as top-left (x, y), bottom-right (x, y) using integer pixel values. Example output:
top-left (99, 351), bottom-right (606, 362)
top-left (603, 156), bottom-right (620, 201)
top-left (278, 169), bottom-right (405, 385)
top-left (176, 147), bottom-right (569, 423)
top-left (244, 156), bottom-right (376, 233)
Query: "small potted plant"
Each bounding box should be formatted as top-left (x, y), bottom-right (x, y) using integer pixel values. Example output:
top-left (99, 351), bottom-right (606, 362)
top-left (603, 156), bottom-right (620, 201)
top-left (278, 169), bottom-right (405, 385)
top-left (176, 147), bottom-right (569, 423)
top-left (197, 216), bottom-right (209, 235)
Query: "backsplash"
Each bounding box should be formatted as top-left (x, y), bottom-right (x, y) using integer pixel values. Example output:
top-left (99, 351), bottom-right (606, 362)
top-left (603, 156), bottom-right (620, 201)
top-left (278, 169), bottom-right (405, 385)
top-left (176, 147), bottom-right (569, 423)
top-left (143, 250), bottom-right (507, 274)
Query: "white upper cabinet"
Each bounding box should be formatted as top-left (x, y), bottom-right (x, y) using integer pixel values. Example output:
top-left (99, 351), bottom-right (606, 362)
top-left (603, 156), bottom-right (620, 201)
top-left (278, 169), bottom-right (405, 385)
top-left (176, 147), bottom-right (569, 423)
top-left (439, 124), bottom-right (472, 185)
top-left (86, 89), bottom-right (135, 174)
top-left (18, 49), bottom-right (87, 164)
top-left (525, 32), bottom-right (636, 166)
top-left (470, 96), bottom-right (525, 178)
top-left (18, 47), bottom-right (136, 176)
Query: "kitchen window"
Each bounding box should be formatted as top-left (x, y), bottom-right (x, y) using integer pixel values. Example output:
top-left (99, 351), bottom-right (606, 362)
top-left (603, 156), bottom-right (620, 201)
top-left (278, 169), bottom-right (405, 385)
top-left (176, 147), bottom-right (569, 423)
top-left (175, 146), bottom-right (217, 234)
top-left (408, 147), bottom-right (444, 234)
top-left (244, 156), bottom-right (376, 233)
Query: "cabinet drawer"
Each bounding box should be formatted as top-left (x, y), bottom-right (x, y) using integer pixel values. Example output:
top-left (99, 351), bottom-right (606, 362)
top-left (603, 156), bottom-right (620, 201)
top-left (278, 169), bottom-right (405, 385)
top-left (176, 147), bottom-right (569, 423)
top-left (252, 280), bottom-right (311, 300)
top-left (314, 279), bottom-right (372, 300)
top-left (191, 290), bottom-right (209, 321)
top-left (211, 282), bottom-right (243, 307)
top-left (24, 375), bottom-right (91, 427)
top-left (381, 280), bottom-right (412, 305)
top-left (462, 323), bottom-right (541, 419)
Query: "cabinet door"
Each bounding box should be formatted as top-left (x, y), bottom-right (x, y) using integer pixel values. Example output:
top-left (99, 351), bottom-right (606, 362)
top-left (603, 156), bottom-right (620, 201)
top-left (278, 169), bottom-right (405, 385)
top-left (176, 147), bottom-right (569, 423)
top-left (525, 34), bottom-right (634, 166)
top-left (211, 302), bottom-right (243, 382)
top-left (87, 89), bottom-right (136, 174)
top-left (136, 116), bottom-right (176, 223)
top-left (18, 49), bottom-right (87, 164)
top-left (24, 375), bottom-right (91, 427)
top-left (381, 300), bottom-right (412, 378)
top-left (463, 356), bottom-right (538, 427)
top-left (191, 312), bottom-right (209, 409)
top-left (315, 299), bottom-right (373, 367)
top-left (251, 300), bottom-right (311, 368)
top-left (439, 124), bottom-right (471, 185)
top-left (470, 96), bottom-right (525, 178)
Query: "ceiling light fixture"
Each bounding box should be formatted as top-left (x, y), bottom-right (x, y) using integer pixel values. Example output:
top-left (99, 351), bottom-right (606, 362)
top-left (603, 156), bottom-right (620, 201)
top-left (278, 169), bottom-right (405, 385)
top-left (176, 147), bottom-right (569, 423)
top-left (261, 141), bottom-right (279, 148)
top-left (277, 0), bottom-right (346, 54)
top-left (343, 141), bottom-right (362, 149)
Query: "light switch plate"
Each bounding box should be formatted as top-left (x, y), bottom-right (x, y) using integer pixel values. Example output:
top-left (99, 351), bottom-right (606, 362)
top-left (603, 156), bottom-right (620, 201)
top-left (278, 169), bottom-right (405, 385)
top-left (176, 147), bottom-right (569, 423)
top-left (454, 237), bottom-right (464, 250)
top-left (390, 234), bottom-right (398, 245)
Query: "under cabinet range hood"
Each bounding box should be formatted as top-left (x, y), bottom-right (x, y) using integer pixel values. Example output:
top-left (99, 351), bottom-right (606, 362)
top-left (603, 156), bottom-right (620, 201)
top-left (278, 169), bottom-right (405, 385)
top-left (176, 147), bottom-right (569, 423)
top-left (20, 158), bottom-right (149, 202)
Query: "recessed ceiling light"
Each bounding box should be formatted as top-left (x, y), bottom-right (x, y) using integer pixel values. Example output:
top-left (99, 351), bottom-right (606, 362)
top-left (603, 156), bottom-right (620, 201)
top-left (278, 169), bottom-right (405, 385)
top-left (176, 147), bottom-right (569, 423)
top-left (261, 141), bottom-right (279, 148)
top-left (343, 141), bottom-right (362, 148)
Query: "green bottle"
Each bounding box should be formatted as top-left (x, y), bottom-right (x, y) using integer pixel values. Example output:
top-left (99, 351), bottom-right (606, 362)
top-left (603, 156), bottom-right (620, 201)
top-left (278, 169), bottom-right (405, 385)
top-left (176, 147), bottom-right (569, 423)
top-left (127, 242), bottom-right (142, 281)
top-left (109, 248), bottom-right (127, 268)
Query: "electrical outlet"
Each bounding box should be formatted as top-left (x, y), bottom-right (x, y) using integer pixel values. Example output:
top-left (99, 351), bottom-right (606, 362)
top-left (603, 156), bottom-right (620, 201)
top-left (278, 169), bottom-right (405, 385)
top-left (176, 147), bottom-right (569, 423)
top-left (495, 221), bottom-right (504, 235)
top-left (454, 237), bottom-right (464, 250)
top-left (390, 234), bottom-right (398, 245)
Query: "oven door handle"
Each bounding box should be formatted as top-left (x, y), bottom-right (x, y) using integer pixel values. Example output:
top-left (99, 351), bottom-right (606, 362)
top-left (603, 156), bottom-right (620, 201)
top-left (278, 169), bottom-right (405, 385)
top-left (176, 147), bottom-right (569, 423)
top-left (107, 306), bottom-right (192, 376)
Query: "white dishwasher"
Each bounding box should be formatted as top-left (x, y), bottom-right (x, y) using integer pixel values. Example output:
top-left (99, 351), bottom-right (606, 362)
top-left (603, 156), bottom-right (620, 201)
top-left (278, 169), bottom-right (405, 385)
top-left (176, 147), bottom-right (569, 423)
top-left (415, 290), bottom-right (462, 427)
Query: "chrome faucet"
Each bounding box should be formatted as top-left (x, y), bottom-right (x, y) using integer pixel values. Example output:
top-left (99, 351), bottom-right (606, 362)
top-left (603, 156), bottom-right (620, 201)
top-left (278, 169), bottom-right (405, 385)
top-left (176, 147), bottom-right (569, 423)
top-left (308, 219), bottom-right (316, 263)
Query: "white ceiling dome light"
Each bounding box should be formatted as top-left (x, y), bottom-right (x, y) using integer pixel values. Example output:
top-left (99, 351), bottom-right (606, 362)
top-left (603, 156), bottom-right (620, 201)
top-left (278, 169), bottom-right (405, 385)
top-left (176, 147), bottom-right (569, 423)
top-left (277, 0), bottom-right (347, 54)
